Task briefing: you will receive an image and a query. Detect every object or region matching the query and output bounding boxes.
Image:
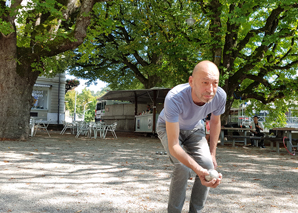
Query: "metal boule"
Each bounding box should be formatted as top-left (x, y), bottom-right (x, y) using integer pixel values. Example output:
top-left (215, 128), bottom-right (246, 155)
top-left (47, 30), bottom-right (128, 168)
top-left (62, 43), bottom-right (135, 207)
top-left (205, 169), bottom-right (219, 182)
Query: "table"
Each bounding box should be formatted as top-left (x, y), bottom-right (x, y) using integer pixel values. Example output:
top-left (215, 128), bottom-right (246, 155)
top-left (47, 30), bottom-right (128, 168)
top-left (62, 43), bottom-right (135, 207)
top-left (220, 127), bottom-right (253, 146)
top-left (92, 122), bottom-right (107, 139)
top-left (272, 127), bottom-right (298, 153)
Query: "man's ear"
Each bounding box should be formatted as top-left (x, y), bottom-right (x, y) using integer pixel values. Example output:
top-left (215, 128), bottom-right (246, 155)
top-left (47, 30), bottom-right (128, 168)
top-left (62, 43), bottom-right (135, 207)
top-left (189, 76), bottom-right (193, 87)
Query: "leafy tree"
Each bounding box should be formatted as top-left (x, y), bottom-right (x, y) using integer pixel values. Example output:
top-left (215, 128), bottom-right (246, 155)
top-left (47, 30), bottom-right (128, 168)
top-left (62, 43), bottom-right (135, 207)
top-left (92, 86), bottom-right (110, 98)
top-left (65, 79), bottom-right (80, 93)
top-left (67, 0), bottom-right (203, 89)
top-left (65, 89), bottom-right (96, 122)
top-left (0, 0), bottom-right (111, 140)
top-left (193, 0), bottom-right (298, 126)
top-left (65, 87), bottom-right (108, 122)
top-left (68, 0), bottom-right (298, 127)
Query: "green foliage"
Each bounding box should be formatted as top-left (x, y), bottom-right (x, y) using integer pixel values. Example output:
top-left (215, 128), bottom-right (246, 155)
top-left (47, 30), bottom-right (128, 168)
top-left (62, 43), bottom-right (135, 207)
top-left (67, 0), bottom-right (206, 89)
top-left (63, 0), bottom-right (298, 127)
top-left (0, 18), bottom-right (14, 35)
top-left (65, 87), bottom-right (108, 122)
top-left (16, 0), bottom-right (67, 48)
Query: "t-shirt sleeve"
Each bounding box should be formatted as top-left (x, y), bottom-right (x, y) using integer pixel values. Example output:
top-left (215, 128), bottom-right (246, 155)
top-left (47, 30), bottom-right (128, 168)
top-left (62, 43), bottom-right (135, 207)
top-left (212, 89), bottom-right (227, 116)
top-left (164, 94), bottom-right (180, 123)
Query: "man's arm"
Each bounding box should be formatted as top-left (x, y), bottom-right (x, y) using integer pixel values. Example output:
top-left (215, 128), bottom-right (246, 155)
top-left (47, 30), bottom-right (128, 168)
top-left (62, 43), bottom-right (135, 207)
top-left (166, 121), bottom-right (221, 187)
top-left (256, 122), bottom-right (264, 131)
top-left (209, 114), bottom-right (221, 169)
top-left (250, 122), bottom-right (257, 134)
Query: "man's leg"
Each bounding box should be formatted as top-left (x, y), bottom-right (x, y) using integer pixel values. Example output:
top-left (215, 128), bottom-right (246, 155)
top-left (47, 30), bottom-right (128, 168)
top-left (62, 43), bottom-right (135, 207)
top-left (183, 128), bottom-right (214, 213)
top-left (257, 132), bottom-right (265, 148)
top-left (156, 123), bottom-right (191, 213)
top-left (248, 132), bottom-right (255, 146)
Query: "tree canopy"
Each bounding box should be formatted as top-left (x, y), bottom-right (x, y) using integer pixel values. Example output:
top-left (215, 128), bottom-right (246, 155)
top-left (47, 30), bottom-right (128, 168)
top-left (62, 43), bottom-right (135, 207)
top-left (65, 88), bottom-right (99, 122)
top-left (68, 0), bottom-right (298, 127)
top-left (67, 0), bottom-right (203, 89)
top-left (0, 0), bottom-right (110, 139)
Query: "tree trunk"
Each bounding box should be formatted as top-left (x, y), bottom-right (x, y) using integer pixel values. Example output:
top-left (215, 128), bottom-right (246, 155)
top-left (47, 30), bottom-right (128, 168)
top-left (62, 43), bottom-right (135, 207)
top-left (0, 33), bottom-right (38, 140)
top-left (221, 95), bottom-right (234, 126)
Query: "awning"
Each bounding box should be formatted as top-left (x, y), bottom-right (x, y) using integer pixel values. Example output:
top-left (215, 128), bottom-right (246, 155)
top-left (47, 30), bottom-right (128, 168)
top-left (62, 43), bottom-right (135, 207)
top-left (34, 83), bottom-right (52, 88)
top-left (98, 87), bottom-right (171, 134)
top-left (98, 87), bottom-right (170, 104)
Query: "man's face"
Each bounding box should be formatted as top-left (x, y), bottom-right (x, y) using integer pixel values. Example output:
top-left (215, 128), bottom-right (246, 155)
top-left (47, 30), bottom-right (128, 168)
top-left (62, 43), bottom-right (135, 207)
top-left (189, 67), bottom-right (219, 104)
top-left (254, 117), bottom-right (258, 122)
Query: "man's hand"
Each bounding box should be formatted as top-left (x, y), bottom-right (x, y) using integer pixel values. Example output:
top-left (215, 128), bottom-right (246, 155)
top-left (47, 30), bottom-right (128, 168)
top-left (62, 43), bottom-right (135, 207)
top-left (198, 171), bottom-right (222, 188)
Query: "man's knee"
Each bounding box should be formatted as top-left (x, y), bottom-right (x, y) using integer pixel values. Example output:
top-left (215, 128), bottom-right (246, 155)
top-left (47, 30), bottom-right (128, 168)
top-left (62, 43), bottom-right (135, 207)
top-left (173, 163), bottom-right (192, 179)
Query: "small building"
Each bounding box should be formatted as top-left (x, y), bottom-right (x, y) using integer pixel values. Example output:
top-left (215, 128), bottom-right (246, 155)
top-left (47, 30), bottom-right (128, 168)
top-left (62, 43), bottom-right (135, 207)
top-left (98, 88), bottom-right (170, 133)
top-left (30, 73), bottom-right (66, 124)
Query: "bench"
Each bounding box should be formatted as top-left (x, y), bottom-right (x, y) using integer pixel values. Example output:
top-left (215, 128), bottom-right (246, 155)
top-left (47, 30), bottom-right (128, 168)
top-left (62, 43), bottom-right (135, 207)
top-left (224, 135), bottom-right (280, 152)
top-left (223, 134), bottom-right (297, 154)
top-left (266, 137), bottom-right (298, 154)
top-left (225, 135), bottom-right (260, 147)
top-left (264, 137), bottom-right (284, 154)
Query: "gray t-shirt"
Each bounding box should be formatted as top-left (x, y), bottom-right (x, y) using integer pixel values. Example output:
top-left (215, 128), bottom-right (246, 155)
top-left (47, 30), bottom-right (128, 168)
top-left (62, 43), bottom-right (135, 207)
top-left (157, 83), bottom-right (227, 130)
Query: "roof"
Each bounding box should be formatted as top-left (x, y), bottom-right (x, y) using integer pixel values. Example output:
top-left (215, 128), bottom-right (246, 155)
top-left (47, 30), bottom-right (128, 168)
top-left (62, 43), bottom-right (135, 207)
top-left (98, 88), bottom-right (171, 104)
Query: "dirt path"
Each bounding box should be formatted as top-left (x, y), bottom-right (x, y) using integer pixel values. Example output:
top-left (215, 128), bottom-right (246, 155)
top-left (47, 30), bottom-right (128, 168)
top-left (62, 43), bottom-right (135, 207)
top-left (0, 131), bottom-right (297, 213)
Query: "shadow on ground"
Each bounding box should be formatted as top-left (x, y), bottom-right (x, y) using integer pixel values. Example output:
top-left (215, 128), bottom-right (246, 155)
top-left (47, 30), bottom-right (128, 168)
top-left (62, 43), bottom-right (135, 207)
top-left (0, 131), bottom-right (297, 213)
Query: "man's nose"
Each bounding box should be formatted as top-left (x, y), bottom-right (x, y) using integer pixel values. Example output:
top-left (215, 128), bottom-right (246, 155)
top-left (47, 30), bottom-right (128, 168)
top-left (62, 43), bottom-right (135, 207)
top-left (206, 84), bottom-right (213, 92)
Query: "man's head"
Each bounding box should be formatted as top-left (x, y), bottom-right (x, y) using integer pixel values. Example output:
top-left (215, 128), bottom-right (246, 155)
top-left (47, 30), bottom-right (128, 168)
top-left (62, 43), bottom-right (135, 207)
top-left (189, 60), bottom-right (219, 105)
top-left (253, 116), bottom-right (259, 122)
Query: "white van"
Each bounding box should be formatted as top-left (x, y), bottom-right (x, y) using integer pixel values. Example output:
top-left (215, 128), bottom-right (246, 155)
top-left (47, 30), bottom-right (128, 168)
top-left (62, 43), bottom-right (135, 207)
top-left (95, 100), bottom-right (130, 122)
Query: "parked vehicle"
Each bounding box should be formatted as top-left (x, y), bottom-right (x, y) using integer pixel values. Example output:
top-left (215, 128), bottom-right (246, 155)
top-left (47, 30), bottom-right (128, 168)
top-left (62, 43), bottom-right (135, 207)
top-left (95, 100), bottom-right (130, 122)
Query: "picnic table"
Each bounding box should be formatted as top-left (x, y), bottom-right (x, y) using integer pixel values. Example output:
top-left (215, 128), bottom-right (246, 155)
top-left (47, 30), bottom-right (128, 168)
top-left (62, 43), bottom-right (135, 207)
top-left (272, 127), bottom-right (298, 153)
top-left (220, 127), bottom-right (253, 146)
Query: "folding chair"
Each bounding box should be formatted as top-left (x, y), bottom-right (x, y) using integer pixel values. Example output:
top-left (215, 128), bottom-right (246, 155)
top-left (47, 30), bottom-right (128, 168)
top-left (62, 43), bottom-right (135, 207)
top-left (104, 122), bottom-right (117, 139)
top-left (93, 122), bottom-right (106, 139)
top-left (34, 119), bottom-right (51, 137)
top-left (60, 121), bottom-right (75, 135)
top-left (75, 122), bottom-right (91, 138)
top-left (29, 117), bottom-right (35, 137)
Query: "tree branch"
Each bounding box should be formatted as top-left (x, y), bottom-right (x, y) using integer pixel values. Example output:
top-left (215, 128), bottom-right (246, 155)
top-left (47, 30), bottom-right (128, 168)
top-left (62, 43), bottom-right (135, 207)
top-left (37, 0), bottom-right (112, 58)
top-left (234, 6), bottom-right (284, 59)
top-left (245, 74), bottom-right (271, 87)
top-left (122, 56), bottom-right (147, 85)
top-left (273, 60), bottom-right (298, 70)
top-left (133, 51), bottom-right (149, 67)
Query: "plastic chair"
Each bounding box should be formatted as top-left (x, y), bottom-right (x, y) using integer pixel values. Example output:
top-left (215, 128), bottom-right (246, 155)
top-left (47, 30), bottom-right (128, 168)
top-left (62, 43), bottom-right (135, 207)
top-left (75, 122), bottom-right (91, 138)
top-left (104, 122), bottom-right (117, 139)
top-left (93, 122), bottom-right (106, 139)
top-left (29, 117), bottom-right (35, 137)
top-left (60, 121), bottom-right (75, 135)
top-left (34, 119), bottom-right (51, 137)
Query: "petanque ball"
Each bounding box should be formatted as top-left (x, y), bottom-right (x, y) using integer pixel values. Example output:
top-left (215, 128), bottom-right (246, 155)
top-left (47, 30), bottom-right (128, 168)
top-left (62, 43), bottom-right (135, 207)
top-left (205, 169), bottom-right (219, 182)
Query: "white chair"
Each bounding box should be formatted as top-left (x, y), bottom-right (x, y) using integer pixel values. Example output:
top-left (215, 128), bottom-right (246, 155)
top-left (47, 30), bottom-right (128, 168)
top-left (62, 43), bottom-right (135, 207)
top-left (29, 117), bottom-right (35, 137)
top-left (75, 122), bottom-right (91, 138)
top-left (34, 119), bottom-right (51, 137)
top-left (104, 122), bottom-right (117, 139)
top-left (60, 121), bottom-right (75, 135)
top-left (93, 122), bottom-right (106, 139)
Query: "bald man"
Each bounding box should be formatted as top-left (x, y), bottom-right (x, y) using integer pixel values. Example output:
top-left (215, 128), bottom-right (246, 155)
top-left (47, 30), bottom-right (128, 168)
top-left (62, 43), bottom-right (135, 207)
top-left (156, 60), bottom-right (227, 213)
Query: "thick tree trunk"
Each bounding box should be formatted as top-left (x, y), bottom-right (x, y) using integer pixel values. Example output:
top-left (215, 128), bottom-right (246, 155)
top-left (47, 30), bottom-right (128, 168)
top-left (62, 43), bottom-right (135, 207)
top-left (220, 75), bottom-right (236, 126)
top-left (221, 96), bottom-right (233, 126)
top-left (0, 33), bottom-right (38, 140)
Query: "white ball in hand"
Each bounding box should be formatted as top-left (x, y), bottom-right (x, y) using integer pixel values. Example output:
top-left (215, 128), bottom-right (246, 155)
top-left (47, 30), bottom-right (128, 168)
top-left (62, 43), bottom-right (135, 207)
top-left (205, 169), bottom-right (219, 182)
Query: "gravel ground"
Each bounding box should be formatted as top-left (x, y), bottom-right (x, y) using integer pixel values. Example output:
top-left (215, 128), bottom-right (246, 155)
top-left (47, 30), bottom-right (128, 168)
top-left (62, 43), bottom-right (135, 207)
top-left (0, 130), bottom-right (297, 213)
